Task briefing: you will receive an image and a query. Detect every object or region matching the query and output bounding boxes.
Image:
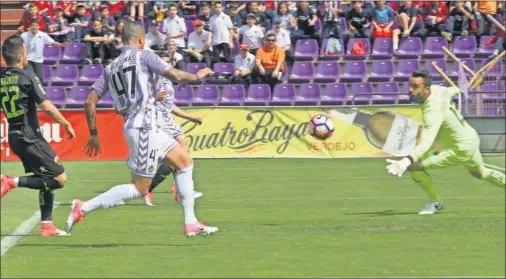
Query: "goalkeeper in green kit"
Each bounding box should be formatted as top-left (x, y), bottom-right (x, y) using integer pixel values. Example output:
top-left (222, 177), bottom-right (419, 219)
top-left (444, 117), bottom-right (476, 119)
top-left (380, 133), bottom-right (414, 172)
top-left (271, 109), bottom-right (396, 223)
top-left (385, 70), bottom-right (505, 215)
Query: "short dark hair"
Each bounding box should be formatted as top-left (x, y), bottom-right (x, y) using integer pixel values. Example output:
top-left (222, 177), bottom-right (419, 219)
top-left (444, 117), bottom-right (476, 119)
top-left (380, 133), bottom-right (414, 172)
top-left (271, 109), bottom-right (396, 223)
top-left (214, 1), bottom-right (222, 7)
top-left (2, 35), bottom-right (25, 66)
top-left (28, 3), bottom-right (37, 9)
top-left (29, 19), bottom-right (40, 26)
top-left (411, 70), bottom-right (432, 88)
top-left (265, 33), bottom-right (276, 40)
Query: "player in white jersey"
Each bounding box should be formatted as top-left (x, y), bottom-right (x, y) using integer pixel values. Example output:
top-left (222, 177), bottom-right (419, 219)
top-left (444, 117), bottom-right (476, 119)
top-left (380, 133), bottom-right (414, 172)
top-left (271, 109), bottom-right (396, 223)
top-left (385, 70), bottom-right (505, 214)
top-left (143, 76), bottom-right (204, 206)
top-left (65, 23), bottom-right (218, 237)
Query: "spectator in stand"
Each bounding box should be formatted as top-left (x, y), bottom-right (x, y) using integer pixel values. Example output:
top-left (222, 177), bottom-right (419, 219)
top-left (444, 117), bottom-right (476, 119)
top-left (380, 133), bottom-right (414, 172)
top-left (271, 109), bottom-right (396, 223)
top-left (165, 40), bottom-right (185, 70)
top-left (292, 1), bottom-right (319, 43)
top-left (227, 1), bottom-right (248, 18)
top-left (198, 3), bottom-right (212, 31)
top-left (186, 19), bottom-right (213, 68)
top-left (97, 5), bottom-right (115, 36)
top-left (267, 18), bottom-right (293, 63)
top-left (320, 1), bottom-right (342, 41)
top-left (83, 20), bottom-right (113, 64)
top-left (345, 1), bottom-right (373, 41)
top-left (340, 1), bottom-right (353, 14)
top-left (394, 1), bottom-right (426, 51)
top-left (110, 19), bottom-right (125, 59)
top-left (179, 1), bottom-right (198, 17)
top-left (87, 1), bottom-right (101, 21)
top-left (231, 43), bottom-right (256, 85)
top-left (163, 3), bottom-right (187, 52)
top-left (483, 17), bottom-right (506, 59)
top-left (149, 1), bottom-right (170, 22)
top-left (286, 1), bottom-right (298, 14)
top-left (21, 19), bottom-right (68, 83)
top-left (69, 3), bottom-right (91, 42)
top-left (272, 2), bottom-right (296, 34)
top-left (441, 1), bottom-right (473, 41)
top-left (246, 2), bottom-right (269, 29)
top-left (107, 1), bottom-right (126, 21)
top-left (372, 1), bottom-right (396, 40)
top-left (18, 3), bottom-right (47, 33)
top-left (34, 1), bottom-right (55, 22)
top-left (473, 1), bottom-right (498, 36)
top-left (146, 19), bottom-right (167, 51)
top-left (421, 1), bottom-right (449, 38)
top-left (230, 7), bottom-right (244, 29)
top-left (254, 33), bottom-right (286, 89)
top-left (58, 0), bottom-right (76, 19)
top-left (48, 6), bottom-right (72, 43)
top-left (127, 1), bottom-right (145, 23)
top-left (236, 13), bottom-right (265, 55)
top-left (209, 2), bottom-right (234, 62)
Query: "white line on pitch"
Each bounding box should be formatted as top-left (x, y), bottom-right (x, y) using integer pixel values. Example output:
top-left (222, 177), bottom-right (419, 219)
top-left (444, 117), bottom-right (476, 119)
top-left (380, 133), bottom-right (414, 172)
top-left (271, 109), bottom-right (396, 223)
top-left (1, 202), bottom-right (61, 257)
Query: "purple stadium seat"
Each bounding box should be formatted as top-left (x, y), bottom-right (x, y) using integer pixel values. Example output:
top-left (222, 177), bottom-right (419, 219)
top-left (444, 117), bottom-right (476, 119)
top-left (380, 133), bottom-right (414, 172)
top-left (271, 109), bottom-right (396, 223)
top-left (314, 61), bottom-right (339, 83)
top-left (340, 17), bottom-right (348, 34)
top-left (422, 37), bottom-right (448, 58)
top-left (374, 82), bottom-right (399, 104)
top-left (395, 37), bottom-right (423, 58)
top-left (349, 82), bottom-right (373, 105)
top-left (398, 82), bottom-right (411, 104)
top-left (66, 86), bottom-right (89, 108)
top-left (42, 65), bottom-right (52, 86)
top-left (289, 61), bottom-right (315, 83)
top-left (271, 84), bottom-right (296, 105)
top-left (43, 45), bottom-right (62, 65)
top-left (208, 63), bottom-right (234, 84)
top-left (480, 81), bottom-right (506, 93)
top-left (425, 59), bottom-right (448, 81)
top-left (318, 39), bottom-right (343, 61)
top-left (98, 92), bottom-right (114, 108)
top-left (295, 84), bottom-right (321, 105)
top-left (51, 64), bottom-right (78, 86)
top-left (45, 87), bottom-right (67, 108)
top-left (78, 64), bottom-right (104, 85)
top-left (174, 85), bottom-right (193, 106)
top-left (476, 36), bottom-right (496, 57)
top-left (245, 84), bottom-right (271, 106)
top-left (321, 83), bottom-right (347, 105)
top-left (370, 38), bottom-right (393, 59)
top-left (185, 20), bottom-right (195, 38)
top-left (453, 36), bottom-right (477, 58)
top-left (60, 43), bottom-right (86, 64)
top-left (220, 85), bottom-right (246, 105)
top-left (184, 15), bottom-right (197, 20)
top-left (294, 39), bottom-right (319, 61)
top-left (185, 63), bottom-right (207, 84)
top-left (344, 38), bottom-right (370, 60)
top-left (480, 59), bottom-right (504, 78)
top-left (449, 58), bottom-right (476, 79)
top-left (193, 85), bottom-right (219, 106)
top-left (340, 61), bottom-right (366, 82)
top-left (394, 59), bottom-right (420, 81)
top-left (231, 40), bottom-right (240, 58)
top-left (368, 60), bottom-right (394, 82)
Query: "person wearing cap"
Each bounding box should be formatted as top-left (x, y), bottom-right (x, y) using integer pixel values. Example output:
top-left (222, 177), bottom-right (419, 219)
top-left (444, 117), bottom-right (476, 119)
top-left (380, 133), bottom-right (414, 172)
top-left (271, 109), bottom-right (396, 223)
top-left (69, 3), bottom-right (91, 42)
top-left (231, 43), bottom-right (256, 86)
top-left (162, 3), bottom-right (187, 51)
top-left (146, 20), bottom-right (167, 51)
top-left (83, 20), bottom-right (114, 64)
top-left (164, 40), bottom-right (185, 70)
top-left (21, 19), bottom-right (68, 82)
top-left (254, 33), bottom-right (286, 89)
top-left (209, 2), bottom-right (234, 62)
top-left (267, 18), bottom-right (293, 63)
top-left (18, 3), bottom-right (47, 32)
top-left (186, 19), bottom-right (212, 67)
top-left (48, 5), bottom-right (71, 43)
top-left (235, 13), bottom-right (264, 55)
top-left (98, 5), bottom-right (116, 36)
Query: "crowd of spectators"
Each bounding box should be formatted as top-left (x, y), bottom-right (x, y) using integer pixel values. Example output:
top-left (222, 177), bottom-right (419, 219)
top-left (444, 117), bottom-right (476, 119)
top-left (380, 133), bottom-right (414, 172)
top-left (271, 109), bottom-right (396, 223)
top-left (16, 1), bottom-right (506, 88)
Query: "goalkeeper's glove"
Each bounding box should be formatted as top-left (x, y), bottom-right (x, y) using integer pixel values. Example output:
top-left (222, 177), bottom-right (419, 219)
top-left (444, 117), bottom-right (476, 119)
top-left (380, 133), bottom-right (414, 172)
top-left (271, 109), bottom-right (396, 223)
top-left (385, 157), bottom-right (412, 177)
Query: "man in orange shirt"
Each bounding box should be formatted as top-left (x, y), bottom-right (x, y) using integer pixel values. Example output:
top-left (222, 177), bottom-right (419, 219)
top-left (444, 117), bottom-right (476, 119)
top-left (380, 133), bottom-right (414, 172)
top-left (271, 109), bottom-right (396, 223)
top-left (474, 1), bottom-right (498, 36)
top-left (254, 33), bottom-right (285, 89)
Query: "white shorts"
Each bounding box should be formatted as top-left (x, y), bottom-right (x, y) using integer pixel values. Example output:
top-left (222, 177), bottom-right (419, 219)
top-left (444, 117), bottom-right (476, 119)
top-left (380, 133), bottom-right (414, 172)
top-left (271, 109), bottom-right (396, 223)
top-left (159, 117), bottom-right (184, 138)
top-left (124, 127), bottom-right (177, 178)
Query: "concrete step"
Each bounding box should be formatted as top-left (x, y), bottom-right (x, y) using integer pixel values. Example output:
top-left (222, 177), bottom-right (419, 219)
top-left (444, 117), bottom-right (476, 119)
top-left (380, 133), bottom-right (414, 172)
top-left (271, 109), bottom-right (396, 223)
top-left (1, 9), bottom-right (24, 22)
top-left (1, 30), bottom-right (19, 43)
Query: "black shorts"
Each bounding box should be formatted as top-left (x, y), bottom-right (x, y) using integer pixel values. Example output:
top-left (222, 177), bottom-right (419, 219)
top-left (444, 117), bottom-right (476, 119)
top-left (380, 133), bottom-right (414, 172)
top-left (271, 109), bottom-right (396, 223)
top-left (8, 133), bottom-right (65, 179)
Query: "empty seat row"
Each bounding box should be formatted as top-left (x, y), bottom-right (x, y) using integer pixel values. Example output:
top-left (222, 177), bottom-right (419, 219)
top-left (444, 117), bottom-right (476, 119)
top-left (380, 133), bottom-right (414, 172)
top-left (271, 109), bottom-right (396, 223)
top-left (43, 64), bottom-right (104, 86)
top-left (45, 86), bottom-right (113, 108)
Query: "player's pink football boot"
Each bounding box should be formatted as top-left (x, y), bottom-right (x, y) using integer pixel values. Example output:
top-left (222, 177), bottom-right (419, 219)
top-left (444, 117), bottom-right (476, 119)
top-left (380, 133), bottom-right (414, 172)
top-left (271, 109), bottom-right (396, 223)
top-left (40, 221), bottom-right (69, 237)
top-left (170, 184), bottom-right (176, 194)
top-left (144, 192), bottom-right (154, 206)
top-left (1, 174), bottom-right (16, 198)
top-left (65, 199), bottom-right (85, 234)
top-left (184, 222), bottom-right (219, 238)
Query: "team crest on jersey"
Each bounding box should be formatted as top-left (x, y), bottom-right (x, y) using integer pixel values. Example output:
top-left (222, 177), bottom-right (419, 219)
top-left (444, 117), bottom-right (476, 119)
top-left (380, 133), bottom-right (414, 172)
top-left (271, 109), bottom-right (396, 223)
top-left (148, 165), bottom-right (155, 173)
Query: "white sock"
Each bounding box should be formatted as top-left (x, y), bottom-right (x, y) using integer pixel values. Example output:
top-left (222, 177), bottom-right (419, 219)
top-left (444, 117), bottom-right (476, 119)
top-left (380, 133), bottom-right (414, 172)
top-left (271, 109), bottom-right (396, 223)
top-left (13, 177), bottom-right (19, 187)
top-left (81, 183), bottom-right (141, 215)
top-left (175, 165), bottom-right (198, 225)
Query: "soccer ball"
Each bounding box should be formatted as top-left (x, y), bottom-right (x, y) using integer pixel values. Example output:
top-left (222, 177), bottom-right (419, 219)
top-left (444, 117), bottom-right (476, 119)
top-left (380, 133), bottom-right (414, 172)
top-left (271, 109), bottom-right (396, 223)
top-left (308, 114), bottom-right (334, 140)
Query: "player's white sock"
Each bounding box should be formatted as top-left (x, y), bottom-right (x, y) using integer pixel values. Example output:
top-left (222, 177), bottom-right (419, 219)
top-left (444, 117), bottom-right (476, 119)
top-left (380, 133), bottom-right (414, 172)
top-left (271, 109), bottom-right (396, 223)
top-left (81, 183), bottom-right (141, 215)
top-left (482, 168), bottom-right (506, 188)
top-left (174, 164), bottom-right (198, 225)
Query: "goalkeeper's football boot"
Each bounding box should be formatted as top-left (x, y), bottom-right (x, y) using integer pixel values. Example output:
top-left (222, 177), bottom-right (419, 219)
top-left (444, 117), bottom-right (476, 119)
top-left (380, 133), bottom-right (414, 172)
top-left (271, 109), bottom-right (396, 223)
top-left (144, 192), bottom-right (154, 206)
top-left (40, 221), bottom-right (69, 237)
top-left (418, 200), bottom-right (445, 215)
top-left (184, 222), bottom-right (219, 238)
top-left (1, 174), bottom-right (15, 198)
top-left (65, 199), bottom-right (85, 233)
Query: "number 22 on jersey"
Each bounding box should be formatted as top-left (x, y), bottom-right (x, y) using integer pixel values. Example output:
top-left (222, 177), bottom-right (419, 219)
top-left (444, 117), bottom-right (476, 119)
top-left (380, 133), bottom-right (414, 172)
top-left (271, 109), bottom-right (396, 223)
top-left (0, 85), bottom-right (24, 119)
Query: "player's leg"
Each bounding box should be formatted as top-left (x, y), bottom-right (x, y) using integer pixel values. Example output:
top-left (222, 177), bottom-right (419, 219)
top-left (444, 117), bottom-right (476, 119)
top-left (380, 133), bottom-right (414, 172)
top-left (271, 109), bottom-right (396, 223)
top-left (145, 162), bottom-right (174, 206)
top-left (172, 134), bottom-right (203, 202)
top-left (464, 149), bottom-right (505, 188)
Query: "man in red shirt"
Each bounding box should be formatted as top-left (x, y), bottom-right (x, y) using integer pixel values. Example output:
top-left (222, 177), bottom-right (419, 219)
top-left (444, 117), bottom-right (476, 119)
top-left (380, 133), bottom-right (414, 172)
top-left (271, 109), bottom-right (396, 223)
top-left (421, 1), bottom-right (449, 37)
top-left (18, 3), bottom-right (47, 32)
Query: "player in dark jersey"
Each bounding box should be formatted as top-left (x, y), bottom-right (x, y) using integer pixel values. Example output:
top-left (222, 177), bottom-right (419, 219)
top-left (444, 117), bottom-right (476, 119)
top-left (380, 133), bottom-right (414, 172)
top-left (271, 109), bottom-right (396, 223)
top-left (0, 35), bottom-right (76, 236)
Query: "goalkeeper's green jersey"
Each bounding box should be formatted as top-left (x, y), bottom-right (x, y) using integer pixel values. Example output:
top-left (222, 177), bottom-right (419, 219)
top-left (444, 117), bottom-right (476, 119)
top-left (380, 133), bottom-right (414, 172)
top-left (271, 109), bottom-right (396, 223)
top-left (409, 85), bottom-right (480, 162)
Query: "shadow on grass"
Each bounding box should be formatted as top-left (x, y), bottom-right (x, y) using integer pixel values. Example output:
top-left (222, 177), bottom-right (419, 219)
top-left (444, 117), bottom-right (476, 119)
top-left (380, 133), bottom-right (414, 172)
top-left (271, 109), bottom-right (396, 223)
top-left (16, 243), bottom-right (204, 248)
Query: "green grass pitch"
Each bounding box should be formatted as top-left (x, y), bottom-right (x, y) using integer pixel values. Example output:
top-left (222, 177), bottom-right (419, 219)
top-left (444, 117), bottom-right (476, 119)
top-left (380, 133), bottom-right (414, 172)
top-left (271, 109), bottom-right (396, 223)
top-left (1, 157), bottom-right (505, 278)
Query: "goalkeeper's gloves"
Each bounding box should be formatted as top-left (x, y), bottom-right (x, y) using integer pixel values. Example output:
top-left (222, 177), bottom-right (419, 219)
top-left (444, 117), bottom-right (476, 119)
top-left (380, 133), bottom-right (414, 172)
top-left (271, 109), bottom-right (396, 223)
top-left (385, 157), bottom-right (412, 177)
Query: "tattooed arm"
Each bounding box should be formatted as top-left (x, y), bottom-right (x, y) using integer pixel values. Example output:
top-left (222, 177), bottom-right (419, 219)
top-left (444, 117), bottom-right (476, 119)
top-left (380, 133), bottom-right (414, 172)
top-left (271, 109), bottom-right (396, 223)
top-left (83, 89), bottom-right (103, 156)
top-left (166, 67), bottom-right (214, 83)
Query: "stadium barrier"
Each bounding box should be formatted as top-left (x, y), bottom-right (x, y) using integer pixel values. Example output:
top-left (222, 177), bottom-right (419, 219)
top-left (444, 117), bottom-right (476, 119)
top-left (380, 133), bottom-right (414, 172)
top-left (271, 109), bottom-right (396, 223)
top-left (1, 106), bottom-right (426, 161)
